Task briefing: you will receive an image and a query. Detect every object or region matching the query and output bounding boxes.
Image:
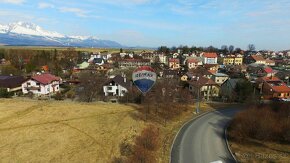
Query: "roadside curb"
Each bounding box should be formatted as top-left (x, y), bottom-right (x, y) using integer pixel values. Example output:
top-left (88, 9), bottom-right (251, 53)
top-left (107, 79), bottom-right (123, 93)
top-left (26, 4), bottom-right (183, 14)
top-left (224, 122), bottom-right (238, 163)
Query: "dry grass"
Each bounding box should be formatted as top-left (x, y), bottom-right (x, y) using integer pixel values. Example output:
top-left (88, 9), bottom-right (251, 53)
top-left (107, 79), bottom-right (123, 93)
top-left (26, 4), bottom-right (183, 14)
top-left (230, 139), bottom-right (290, 163)
top-left (0, 98), bottom-right (145, 163)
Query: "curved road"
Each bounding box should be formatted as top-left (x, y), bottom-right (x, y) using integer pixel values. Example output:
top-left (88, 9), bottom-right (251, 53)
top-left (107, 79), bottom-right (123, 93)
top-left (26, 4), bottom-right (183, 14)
top-left (171, 108), bottom-right (241, 163)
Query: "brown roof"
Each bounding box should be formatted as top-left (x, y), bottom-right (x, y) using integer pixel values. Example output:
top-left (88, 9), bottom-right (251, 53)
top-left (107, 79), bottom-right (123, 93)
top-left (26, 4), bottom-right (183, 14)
top-left (188, 76), bottom-right (218, 87)
top-left (251, 55), bottom-right (265, 61)
top-left (203, 64), bottom-right (218, 69)
top-left (258, 76), bottom-right (290, 93)
top-left (187, 58), bottom-right (199, 63)
top-left (265, 59), bottom-right (275, 64)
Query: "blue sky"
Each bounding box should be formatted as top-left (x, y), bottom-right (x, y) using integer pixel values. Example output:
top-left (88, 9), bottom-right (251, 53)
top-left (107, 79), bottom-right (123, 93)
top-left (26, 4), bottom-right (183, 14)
top-left (1, 0), bottom-right (290, 50)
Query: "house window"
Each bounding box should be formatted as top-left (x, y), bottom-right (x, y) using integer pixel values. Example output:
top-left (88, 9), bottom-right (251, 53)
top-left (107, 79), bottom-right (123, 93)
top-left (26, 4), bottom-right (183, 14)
top-left (27, 82), bottom-right (31, 85)
top-left (217, 80), bottom-right (220, 82)
top-left (38, 88), bottom-right (41, 92)
top-left (107, 87), bottom-right (112, 90)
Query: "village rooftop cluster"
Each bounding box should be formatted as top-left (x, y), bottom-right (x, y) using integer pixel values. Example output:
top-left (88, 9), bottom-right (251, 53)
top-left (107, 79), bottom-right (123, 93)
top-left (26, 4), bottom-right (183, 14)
top-left (0, 46), bottom-right (290, 102)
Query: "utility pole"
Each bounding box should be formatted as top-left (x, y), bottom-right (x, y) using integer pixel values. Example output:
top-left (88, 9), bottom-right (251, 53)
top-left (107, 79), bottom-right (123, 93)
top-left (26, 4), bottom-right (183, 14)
top-left (196, 77), bottom-right (200, 114)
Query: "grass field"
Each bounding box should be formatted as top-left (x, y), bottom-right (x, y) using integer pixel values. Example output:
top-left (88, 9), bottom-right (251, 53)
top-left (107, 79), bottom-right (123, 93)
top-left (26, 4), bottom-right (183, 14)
top-left (0, 98), bottom-right (145, 163)
top-left (0, 98), bottom-right (231, 163)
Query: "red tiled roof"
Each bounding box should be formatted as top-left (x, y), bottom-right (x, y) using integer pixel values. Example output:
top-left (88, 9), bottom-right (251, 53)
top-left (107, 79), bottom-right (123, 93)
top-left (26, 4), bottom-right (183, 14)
top-left (208, 70), bottom-right (217, 74)
top-left (203, 53), bottom-right (218, 58)
top-left (32, 73), bottom-right (60, 85)
top-left (272, 85), bottom-right (290, 93)
top-left (187, 58), bottom-right (199, 63)
top-left (264, 67), bottom-right (273, 74)
top-left (251, 55), bottom-right (265, 61)
top-left (169, 58), bottom-right (180, 63)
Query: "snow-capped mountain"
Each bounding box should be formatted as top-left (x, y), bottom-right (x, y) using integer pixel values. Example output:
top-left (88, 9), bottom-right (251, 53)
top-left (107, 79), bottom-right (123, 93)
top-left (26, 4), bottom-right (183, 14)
top-left (0, 22), bottom-right (123, 47)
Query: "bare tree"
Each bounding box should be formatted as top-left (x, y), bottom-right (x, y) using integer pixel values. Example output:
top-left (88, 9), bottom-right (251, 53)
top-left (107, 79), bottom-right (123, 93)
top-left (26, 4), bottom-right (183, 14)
top-left (77, 71), bottom-right (106, 102)
top-left (248, 44), bottom-right (256, 51)
top-left (229, 45), bottom-right (234, 53)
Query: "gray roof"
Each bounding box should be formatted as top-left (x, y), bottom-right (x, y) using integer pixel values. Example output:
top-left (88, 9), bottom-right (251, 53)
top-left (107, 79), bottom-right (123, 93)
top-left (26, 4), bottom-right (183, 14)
top-left (104, 75), bottom-right (131, 89)
top-left (223, 78), bottom-right (241, 88)
top-left (214, 73), bottom-right (229, 77)
top-left (0, 75), bottom-right (25, 88)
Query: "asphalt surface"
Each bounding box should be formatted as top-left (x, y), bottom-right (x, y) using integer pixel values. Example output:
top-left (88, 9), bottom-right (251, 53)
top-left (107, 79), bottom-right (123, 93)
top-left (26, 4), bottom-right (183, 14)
top-left (171, 108), bottom-right (242, 163)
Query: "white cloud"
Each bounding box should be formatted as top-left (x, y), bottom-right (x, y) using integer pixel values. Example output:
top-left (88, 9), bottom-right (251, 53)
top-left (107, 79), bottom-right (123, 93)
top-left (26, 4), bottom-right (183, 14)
top-left (1, 0), bottom-right (25, 5)
top-left (87, 0), bottom-right (158, 6)
top-left (59, 7), bottom-right (89, 17)
top-left (38, 2), bottom-right (54, 9)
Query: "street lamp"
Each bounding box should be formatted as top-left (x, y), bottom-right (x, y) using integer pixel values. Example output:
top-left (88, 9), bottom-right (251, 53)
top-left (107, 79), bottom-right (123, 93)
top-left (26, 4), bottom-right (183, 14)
top-left (196, 77), bottom-right (200, 114)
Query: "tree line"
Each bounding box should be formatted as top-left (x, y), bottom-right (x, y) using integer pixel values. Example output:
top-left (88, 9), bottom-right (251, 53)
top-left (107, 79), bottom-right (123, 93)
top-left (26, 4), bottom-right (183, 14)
top-left (157, 44), bottom-right (256, 55)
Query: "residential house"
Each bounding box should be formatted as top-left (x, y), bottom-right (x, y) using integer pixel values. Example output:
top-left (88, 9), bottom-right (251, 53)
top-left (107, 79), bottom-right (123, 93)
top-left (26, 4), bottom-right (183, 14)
top-left (190, 66), bottom-right (214, 79)
top-left (212, 73), bottom-right (229, 85)
top-left (221, 78), bottom-right (241, 101)
top-left (92, 58), bottom-right (105, 65)
top-left (22, 73), bottom-right (61, 96)
top-left (186, 57), bottom-right (203, 69)
top-left (202, 52), bottom-right (218, 64)
top-left (0, 75), bottom-right (25, 93)
top-left (118, 59), bottom-right (151, 68)
top-left (262, 67), bottom-right (275, 77)
top-left (141, 52), bottom-right (155, 63)
top-left (160, 70), bottom-right (179, 79)
top-left (203, 64), bottom-right (219, 74)
top-left (168, 58), bottom-right (180, 70)
top-left (103, 75), bottom-right (130, 97)
top-left (188, 76), bottom-right (220, 100)
top-left (265, 59), bottom-right (275, 66)
top-left (158, 53), bottom-right (168, 65)
top-left (223, 56), bottom-right (243, 65)
top-left (256, 76), bottom-right (290, 99)
top-left (246, 55), bottom-right (266, 64)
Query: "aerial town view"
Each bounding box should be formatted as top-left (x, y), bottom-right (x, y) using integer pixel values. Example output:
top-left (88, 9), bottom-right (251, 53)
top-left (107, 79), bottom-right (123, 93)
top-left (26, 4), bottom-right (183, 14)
top-left (0, 0), bottom-right (289, 163)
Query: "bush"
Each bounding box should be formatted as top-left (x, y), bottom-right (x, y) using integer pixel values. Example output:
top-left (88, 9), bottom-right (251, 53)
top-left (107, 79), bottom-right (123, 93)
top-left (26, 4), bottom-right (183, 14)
top-left (229, 103), bottom-right (290, 143)
top-left (135, 125), bottom-right (159, 151)
top-left (0, 88), bottom-right (13, 98)
top-left (52, 92), bottom-right (64, 100)
top-left (128, 125), bottom-right (159, 163)
top-left (112, 157), bottom-right (125, 163)
top-left (66, 90), bottom-right (75, 100)
top-left (120, 142), bottom-right (133, 156)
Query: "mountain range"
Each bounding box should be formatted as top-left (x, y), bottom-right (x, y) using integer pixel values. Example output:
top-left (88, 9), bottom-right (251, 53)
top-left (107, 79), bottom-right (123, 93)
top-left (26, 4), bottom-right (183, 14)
top-left (0, 22), bottom-right (123, 48)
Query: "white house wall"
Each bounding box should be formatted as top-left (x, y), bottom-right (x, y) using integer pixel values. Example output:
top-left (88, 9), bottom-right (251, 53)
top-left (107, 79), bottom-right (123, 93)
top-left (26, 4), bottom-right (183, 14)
top-left (103, 84), bottom-right (127, 97)
top-left (22, 79), bottom-right (60, 95)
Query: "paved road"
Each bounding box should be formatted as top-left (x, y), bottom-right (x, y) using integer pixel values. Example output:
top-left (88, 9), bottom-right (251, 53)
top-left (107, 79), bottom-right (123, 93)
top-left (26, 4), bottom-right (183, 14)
top-left (171, 108), bottom-right (241, 163)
